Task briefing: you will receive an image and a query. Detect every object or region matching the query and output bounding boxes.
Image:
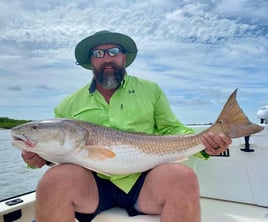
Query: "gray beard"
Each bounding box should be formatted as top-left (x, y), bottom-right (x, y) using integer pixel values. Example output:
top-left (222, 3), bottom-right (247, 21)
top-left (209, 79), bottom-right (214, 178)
top-left (101, 74), bottom-right (121, 90)
top-left (93, 66), bottom-right (126, 90)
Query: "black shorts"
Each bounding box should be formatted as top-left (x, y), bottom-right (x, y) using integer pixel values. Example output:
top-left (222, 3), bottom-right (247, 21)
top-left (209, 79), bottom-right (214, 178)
top-left (75, 171), bottom-right (148, 222)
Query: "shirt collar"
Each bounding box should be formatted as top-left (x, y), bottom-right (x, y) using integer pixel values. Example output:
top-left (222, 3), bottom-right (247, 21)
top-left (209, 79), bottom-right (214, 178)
top-left (88, 79), bottom-right (97, 94)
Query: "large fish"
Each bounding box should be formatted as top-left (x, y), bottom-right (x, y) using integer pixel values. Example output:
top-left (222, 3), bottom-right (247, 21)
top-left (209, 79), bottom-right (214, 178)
top-left (11, 89), bottom-right (264, 175)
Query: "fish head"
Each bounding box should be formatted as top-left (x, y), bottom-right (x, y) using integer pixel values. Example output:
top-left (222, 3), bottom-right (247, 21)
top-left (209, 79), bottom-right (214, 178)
top-left (11, 119), bottom-right (89, 156)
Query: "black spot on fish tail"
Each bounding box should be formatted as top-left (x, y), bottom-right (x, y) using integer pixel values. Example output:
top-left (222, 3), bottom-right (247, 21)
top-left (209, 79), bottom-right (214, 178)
top-left (214, 89), bottom-right (264, 138)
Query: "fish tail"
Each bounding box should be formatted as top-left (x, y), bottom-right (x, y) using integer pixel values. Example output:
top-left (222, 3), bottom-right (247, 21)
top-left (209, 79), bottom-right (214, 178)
top-left (214, 89), bottom-right (264, 138)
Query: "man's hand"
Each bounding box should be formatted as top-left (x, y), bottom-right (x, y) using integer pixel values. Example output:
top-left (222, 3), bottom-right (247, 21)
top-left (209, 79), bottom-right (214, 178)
top-left (201, 132), bottom-right (232, 156)
top-left (21, 151), bottom-right (46, 168)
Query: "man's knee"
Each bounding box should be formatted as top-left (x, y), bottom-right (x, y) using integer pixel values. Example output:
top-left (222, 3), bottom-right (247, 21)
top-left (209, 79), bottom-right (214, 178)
top-left (35, 164), bottom-right (99, 221)
top-left (38, 164), bottom-right (82, 189)
top-left (137, 163), bottom-right (200, 215)
top-left (36, 164), bottom-right (98, 210)
top-left (36, 164), bottom-right (80, 199)
top-left (169, 163), bottom-right (199, 192)
top-left (151, 163), bottom-right (199, 199)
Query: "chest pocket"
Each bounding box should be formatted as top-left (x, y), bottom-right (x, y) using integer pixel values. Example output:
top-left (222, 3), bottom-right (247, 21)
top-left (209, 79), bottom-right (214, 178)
top-left (113, 94), bottom-right (156, 133)
top-left (72, 105), bottom-right (110, 126)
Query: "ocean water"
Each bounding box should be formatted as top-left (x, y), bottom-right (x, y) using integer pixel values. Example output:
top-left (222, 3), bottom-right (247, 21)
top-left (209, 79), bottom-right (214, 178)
top-left (0, 129), bottom-right (48, 201)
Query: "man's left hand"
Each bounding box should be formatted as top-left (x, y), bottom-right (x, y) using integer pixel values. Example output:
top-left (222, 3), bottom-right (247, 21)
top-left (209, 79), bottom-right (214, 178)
top-left (201, 132), bottom-right (232, 155)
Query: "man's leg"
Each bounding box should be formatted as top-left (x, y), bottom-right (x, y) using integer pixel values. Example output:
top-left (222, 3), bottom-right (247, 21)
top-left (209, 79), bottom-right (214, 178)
top-left (35, 164), bottom-right (99, 222)
top-left (137, 163), bottom-right (201, 222)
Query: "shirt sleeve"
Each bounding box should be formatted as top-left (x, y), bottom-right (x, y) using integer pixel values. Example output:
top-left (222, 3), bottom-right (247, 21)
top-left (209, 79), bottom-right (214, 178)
top-left (153, 85), bottom-right (209, 160)
top-left (153, 85), bottom-right (194, 135)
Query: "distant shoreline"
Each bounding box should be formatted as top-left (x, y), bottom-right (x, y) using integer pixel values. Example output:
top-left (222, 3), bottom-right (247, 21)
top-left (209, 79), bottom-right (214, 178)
top-left (0, 117), bottom-right (213, 129)
top-left (0, 117), bottom-right (31, 129)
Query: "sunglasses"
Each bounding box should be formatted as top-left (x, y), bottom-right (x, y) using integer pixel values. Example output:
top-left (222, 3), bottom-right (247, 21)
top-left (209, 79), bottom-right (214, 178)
top-left (91, 47), bottom-right (123, 58)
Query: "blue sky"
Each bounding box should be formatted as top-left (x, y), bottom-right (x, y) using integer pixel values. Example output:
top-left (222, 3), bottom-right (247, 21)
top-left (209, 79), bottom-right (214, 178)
top-left (0, 0), bottom-right (267, 124)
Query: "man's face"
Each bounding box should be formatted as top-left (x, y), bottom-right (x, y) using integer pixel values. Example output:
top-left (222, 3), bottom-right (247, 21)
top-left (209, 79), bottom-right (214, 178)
top-left (90, 43), bottom-right (127, 90)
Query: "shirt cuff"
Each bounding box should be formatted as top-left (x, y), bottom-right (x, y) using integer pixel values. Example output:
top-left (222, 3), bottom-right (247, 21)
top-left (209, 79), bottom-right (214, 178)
top-left (194, 150), bottom-right (210, 160)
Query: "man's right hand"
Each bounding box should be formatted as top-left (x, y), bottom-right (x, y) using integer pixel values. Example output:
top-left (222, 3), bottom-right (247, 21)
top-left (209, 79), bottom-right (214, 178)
top-left (21, 151), bottom-right (46, 168)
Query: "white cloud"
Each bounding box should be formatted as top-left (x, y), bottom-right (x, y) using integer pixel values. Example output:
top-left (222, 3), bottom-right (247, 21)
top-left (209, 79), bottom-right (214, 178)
top-left (0, 0), bottom-right (267, 123)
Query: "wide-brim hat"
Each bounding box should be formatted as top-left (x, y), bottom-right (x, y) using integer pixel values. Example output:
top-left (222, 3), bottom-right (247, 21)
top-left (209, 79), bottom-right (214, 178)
top-left (75, 30), bottom-right (138, 70)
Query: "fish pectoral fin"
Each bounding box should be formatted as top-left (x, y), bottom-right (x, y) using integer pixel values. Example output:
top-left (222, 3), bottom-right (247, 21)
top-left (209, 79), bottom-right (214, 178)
top-left (85, 146), bottom-right (116, 160)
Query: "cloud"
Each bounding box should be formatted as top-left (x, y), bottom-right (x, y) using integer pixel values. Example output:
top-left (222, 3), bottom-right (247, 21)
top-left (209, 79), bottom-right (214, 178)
top-left (8, 85), bottom-right (22, 91)
top-left (0, 0), bottom-right (267, 123)
top-left (213, 0), bottom-right (268, 24)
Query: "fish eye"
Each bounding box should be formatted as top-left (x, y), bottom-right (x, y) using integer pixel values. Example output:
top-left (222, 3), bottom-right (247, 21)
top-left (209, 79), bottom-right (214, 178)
top-left (32, 125), bottom-right (38, 130)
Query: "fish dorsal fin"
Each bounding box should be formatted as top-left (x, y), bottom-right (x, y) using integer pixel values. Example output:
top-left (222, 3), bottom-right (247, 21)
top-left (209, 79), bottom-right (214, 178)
top-left (85, 145), bottom-right (116, 160)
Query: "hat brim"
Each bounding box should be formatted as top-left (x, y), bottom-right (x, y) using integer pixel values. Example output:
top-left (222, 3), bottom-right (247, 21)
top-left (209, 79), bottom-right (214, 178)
top-left (75, 31), bottom-right (137, 70)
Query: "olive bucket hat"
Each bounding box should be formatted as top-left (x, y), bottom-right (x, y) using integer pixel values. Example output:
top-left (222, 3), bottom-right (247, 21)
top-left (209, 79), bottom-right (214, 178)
top-left (75, 30), bottom-right (138, 70)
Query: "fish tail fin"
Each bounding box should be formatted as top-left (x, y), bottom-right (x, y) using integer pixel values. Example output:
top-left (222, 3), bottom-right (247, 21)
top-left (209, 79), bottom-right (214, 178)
top-left (215, 89), bottom-right (264, 138)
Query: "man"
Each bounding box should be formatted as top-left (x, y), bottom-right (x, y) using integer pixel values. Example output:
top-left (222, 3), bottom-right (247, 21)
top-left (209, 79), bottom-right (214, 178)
top-left (22, 30), bottom-right (231, 222)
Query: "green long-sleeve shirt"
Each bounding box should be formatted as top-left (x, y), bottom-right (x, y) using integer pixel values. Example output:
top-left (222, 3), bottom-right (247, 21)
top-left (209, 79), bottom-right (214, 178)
top-left (54, 74), bottom-right (196, 193)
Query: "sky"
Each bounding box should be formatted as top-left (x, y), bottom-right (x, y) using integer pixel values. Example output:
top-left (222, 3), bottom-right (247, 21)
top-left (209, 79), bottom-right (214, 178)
top-left (0, 0), bottom-right (267, 124)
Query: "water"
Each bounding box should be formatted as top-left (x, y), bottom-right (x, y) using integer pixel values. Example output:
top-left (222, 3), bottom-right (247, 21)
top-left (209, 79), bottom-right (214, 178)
top-left (0, 129), bottom-right (48, 201)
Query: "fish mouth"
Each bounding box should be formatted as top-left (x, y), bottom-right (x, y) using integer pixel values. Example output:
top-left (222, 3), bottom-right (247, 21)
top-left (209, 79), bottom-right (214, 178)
top-left (12, 134), bottom-right (37, 148)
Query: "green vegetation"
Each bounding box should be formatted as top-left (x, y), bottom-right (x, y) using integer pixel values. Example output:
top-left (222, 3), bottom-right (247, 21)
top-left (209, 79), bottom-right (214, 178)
top-left (0, 117), bottom-right (31, 129)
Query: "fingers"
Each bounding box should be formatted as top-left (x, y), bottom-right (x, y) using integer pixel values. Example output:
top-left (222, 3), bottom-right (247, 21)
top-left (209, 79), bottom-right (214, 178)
top-left (21, 151), bottom-right (46, 168)
top-left (201, 132), bottom-right (232, 155)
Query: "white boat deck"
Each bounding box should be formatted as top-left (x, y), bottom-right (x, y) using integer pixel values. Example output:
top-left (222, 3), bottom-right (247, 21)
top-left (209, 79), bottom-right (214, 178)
top-left (93, 198), bottom-right (268, 222)
top-left (1, 192), bottom-right (267, 222)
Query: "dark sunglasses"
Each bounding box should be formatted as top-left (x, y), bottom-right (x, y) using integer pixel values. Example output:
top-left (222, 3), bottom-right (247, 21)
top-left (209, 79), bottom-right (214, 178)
top-left (91, 47), bottom-right (123, 58)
